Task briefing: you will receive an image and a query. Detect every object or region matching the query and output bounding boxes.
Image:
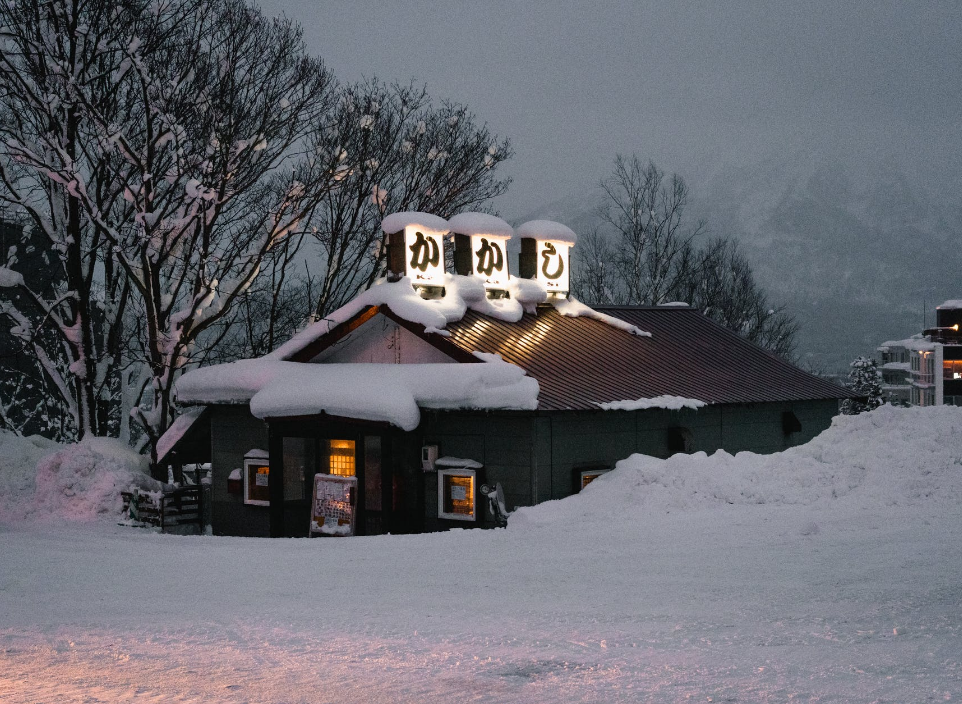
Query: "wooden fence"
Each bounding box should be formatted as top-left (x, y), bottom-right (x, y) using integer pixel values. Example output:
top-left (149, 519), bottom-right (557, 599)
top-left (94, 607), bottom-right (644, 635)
top-left (122, 485), bottom-right (209, 534)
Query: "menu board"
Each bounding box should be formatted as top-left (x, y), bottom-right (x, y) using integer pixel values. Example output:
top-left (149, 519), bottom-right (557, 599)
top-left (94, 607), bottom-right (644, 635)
top-left (310, 474), bottom-right (357, 537)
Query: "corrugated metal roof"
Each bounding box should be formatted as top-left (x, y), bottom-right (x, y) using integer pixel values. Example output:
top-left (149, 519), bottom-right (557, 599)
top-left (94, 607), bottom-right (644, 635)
top-left (443, 305), bottom-right (853, 411)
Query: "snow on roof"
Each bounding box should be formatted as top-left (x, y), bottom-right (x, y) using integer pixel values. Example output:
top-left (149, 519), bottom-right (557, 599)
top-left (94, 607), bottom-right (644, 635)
top-left (447, 212), bottom-right (513, 239)
top-left (657, 301), bottom-right (690, 308)
top-left (381, 211), bottom-right (450, 236)
top-left (596, 395), bottom-right (706, 411)
top-left (879, 335), bottom-right (924, 347)
top-left (175, 359), bottom-right (539, 431)
top-left (515, 220), bottom-right (578, 245)
top-left (551, 296), bottom-right (652, 337)
top-left (937, 300), bottom-right (962, 309)
top-left (155, 407), bottom-right (206, 463)
top-left (267, 275), bottom-right (557, 361)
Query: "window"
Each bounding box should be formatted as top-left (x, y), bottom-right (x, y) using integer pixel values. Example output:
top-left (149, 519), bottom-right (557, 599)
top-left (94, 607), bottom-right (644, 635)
top-left (438, 468), bottom-right (476, 521)
top-left (244, 457), bottom-right (270, 506)
top-left (782, 411), bottom-right (802, 435)
top-left (579, 468), bottom-right (611, 490)
top-left (327, 439), bottom-right (356, 476)
top-left (667, 426), bottom-right (693, 455)
top-left (944, 359), bottom-right (962, 380)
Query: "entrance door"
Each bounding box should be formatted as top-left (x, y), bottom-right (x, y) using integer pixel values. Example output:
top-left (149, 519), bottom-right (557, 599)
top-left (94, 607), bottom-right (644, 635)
top-left (361, 435), bottom-right (388, 535)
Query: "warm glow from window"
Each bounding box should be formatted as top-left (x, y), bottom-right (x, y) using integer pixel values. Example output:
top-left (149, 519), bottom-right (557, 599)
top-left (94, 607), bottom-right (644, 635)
top-left (245, 462), bottom-right (270, 505)
top-left (944, 360), bottom-right (962, 380)
top-left (438, 469), bottom-right (477, 520)
top-left (328, 440), bottom-right (356, 477)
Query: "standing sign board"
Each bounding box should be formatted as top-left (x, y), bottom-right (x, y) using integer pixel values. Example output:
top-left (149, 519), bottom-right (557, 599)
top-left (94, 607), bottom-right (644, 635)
top-left (404, 225), bottom-right (445, 286)
top-left (310, 474), bottom-right (357, 536)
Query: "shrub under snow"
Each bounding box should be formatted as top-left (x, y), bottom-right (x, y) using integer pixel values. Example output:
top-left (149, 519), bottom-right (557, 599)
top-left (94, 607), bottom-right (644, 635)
top-left (0, 431), bottom-right (159, 523)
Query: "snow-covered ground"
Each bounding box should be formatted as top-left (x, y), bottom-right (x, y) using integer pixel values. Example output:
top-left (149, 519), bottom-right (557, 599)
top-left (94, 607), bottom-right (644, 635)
top-left (2, 405), bottom-right (961, 702)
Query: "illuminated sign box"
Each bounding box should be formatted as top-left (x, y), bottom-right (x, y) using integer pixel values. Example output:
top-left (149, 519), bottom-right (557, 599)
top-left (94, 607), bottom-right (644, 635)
top-left (471, 234), bottom-right (510, 289)
top-left (381, 212), bottom-right (450, 287)
top-left (448, 212), bottom-right (514, 293)
top-left (403, 225), bottom-right (445, 286)
top-left (516, 219), bottom-right (578, 295)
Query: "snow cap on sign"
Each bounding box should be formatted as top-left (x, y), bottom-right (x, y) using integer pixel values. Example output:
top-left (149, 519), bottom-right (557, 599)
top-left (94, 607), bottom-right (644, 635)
top-left (381, 211), bottom-right (450, 236)
top-left (448, 212), bottom-right (514, 239)
top-left (516, 220), bottom-right (577, 245)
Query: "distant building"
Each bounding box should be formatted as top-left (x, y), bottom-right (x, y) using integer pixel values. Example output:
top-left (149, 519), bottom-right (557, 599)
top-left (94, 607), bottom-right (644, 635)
top-left (879, 301), bottom-right (962, 407)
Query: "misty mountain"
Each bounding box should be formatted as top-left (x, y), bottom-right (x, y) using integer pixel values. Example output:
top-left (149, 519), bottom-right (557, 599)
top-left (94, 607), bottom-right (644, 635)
top-left (517, 154), bottom-right (962, 373)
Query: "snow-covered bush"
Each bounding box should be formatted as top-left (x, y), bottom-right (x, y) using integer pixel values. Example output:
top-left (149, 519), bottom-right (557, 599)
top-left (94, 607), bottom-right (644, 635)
top-left (0, 430), bottom-right (159, 523)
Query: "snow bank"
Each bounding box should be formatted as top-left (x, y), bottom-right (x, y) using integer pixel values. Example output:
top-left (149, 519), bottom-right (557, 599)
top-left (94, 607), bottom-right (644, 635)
top-left (511, 404), bottom-right (962, 530)
top-left (0, 431), bottom-right (158, 523)
top-left (177, 359), bottom-right (539, 430)
top-left (596, 395), bottom-right (706, 411)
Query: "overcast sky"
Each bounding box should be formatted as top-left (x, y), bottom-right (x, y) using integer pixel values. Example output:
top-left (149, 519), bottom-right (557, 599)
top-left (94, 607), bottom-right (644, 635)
top-left (259, 1), bottom-right (962, 219)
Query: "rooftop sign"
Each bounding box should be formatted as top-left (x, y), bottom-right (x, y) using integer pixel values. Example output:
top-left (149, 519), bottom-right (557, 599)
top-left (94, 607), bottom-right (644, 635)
top-left (381, 212), bottom-right (449, 287)
top-left (517, 220), bottom-right (577, 295)
top-left (448, 212), bottom-right (514, 292)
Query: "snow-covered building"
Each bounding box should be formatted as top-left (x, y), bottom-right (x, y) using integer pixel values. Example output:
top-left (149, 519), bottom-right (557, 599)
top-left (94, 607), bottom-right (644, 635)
top-left (877, 301), bottom-right (962, 408)
top-left (157, 213), bottom-right (854, 538)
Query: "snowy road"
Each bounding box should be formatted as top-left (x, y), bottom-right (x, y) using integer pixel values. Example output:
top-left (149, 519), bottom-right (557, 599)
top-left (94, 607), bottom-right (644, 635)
top-left (2, 503), bottom-right (960, 703)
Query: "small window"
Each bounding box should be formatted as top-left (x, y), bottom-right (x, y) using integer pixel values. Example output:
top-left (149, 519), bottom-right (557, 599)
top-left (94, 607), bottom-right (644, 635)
top-left (667, 427), bottom-right (693, 455)
top-left (782, 411), bottom-right (802, 435)
top-left (579, 468), bottom-right (611, 490)
top-left (244, 458), bottom-right (270, 506)
top-left (438, 468), bottom-right (476, 521)
top-left (327, 439), bottom-right (356, 477)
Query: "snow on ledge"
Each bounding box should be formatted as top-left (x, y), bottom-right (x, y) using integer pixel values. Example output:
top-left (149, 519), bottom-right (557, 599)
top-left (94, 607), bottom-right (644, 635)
top-left (551, 296), bottom-right (652, 337)
top-left (596, 395), bottom-right (707, 411)
top-left (175, 359), bottom-right (539, 431)
top-left (516, 220), bottom-right (578, 244)
top-left (448, 212), bottom-right (513, 238)
top-left (381, 211), bottom-right (450, 236)
top-left (435, 456), bottom-right (483, 469)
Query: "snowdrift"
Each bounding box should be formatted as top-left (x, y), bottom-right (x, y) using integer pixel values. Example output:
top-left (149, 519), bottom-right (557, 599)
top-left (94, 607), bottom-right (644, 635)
top-left (0, 431), bottom-right (158, 523)
top-left (511, 404), bottom-right (962, 530)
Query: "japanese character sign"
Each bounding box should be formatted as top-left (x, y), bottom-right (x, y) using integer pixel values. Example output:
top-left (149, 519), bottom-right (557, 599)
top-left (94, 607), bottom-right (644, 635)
top-left (536, 240), bottom-right (570, 292)
top-left (471, 234), bottom-right (510, 289)
top-left (404, 226), bottom-right (445, 286)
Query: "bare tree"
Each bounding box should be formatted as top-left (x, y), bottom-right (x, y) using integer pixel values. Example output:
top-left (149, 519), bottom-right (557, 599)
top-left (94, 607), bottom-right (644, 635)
top-left (305, 80), bottom-right (512, 318)
top-left (597, 155), bottom-right (706, 305)
top-left (577, 154), bottom-right (798, 358)
top-left (0, 1), bottom-right (136, 438)
top-left (0, 0), bottom-right (342, 455)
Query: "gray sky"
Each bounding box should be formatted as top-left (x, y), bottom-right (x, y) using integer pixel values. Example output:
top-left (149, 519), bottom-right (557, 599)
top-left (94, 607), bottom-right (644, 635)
top-left (259, 1), bottom-right (962, 218)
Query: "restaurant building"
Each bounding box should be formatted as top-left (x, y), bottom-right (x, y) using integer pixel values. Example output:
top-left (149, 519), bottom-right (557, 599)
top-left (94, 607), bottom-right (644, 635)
top-left (158, 212), bottom-right (854, 538)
